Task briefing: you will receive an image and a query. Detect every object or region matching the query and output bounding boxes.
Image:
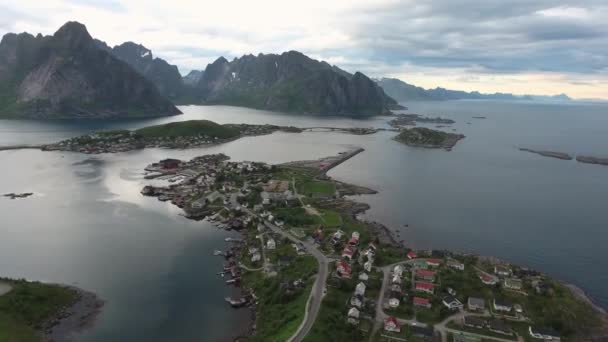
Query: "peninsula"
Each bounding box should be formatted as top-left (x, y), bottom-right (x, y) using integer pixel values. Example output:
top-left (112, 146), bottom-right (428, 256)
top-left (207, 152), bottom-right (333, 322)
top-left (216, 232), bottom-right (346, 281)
top-left (394, 127), bottom-right (465, 150)
top-left (138, 150), bottom-right (608, 342)
top-left (0, 278), bottom-right (103, 342)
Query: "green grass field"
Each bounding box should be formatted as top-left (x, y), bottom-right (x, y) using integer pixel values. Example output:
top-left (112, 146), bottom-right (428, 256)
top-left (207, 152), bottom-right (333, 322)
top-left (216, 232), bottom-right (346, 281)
top-left (319, 210), bottom-right (342, 227)
top-left (243, 256), bottom-right (318, 342)
top-left (298, 180), bottom-right (336, 197)
top-left (0, 279), bottom-right (78, 342)
top-left (135, 120), bottom-right (241, 139)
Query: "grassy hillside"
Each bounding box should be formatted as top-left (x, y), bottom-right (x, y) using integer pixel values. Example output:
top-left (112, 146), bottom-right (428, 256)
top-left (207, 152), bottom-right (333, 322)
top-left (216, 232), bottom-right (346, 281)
top-left (0, 279), bottom-right (78, 342)
top-left (135, 120), bottom-right (241, 139)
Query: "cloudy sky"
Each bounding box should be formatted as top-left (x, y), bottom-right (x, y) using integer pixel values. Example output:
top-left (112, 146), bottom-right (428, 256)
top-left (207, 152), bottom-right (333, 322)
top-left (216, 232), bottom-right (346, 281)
top-left (1, 0), bottom-right (607, 99)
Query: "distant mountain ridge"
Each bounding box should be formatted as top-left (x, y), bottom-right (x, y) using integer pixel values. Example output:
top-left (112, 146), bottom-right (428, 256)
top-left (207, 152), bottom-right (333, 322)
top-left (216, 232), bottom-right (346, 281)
top-left (0, 22), bottom-right (180, 119)
top-left (95, 40), bottom-right (186, 100)
top-left (194, 51), bottom-right (400, 115)
top-left (376, 77), bottom-right (571, 102)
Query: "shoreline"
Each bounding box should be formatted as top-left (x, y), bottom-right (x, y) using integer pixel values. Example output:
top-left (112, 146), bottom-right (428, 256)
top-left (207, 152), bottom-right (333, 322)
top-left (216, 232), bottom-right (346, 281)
top-left (41, 285), bottom-right (105, 342)
top-left (139, 150), bottom-right (608, 340)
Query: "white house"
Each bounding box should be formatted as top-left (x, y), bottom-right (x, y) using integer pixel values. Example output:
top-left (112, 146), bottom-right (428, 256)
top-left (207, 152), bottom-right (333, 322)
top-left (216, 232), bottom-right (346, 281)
top-left (389, 298), bottom-right (400, 308)
top-left (358, 273), bottom-right (369, 282)
top-left (251, 252), bottom-right (261, 263)
top-left (529, 326), bottom-right (561, 341)
top-left (442, 296), bottom-right (464, 310)
top-left (351, 296), bottom-right (362, 308)
top-left (348, 307), bottom-right (360, 319)
top-left (493, 299), bottom-right (513, 312)
top-left (266, 238), bottom-right (276, 250)
top-left (355, 282), bottom-right (366, 296)
top-left (393, 265), bottom-right (404, 278)
top-left (364, 260), bottom-right (373, 272)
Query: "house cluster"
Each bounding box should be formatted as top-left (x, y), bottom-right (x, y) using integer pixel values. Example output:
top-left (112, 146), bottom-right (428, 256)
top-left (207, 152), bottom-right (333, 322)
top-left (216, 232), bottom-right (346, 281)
top-left (383, 315), bottom-right (434, 339)
top-left (335, 230), bottom-right (369, 279)
top-left (344, 238), bottom-right (377, 326)
top-left (412, 258), bottom-right (444, 310)
top-left (43, 123), bottom-right (294, 154)
top-left (388, 264), bottom-right (407, 309)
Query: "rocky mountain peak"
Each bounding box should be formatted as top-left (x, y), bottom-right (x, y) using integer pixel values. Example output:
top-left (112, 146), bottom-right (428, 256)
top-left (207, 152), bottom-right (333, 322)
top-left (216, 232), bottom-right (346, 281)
top-left (52, 21), bottom-right (93, 49)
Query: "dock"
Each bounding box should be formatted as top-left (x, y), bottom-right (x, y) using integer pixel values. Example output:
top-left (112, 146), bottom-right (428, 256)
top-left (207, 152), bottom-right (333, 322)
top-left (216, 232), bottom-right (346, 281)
top-left (320, 148), bottom-right (365, 175)
top-left (0, 144), bottom-right (43, 151)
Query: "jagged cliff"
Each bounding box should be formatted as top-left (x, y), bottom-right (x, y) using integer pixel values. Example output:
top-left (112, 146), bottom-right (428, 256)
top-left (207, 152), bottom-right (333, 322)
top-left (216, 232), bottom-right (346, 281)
top-left (0, 22), bottom-right (181, 119)
top-left (196, 51), bottom-right (399, 115)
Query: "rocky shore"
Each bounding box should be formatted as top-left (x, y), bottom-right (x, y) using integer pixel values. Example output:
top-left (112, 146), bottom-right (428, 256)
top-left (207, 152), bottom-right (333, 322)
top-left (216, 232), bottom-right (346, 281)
top-left (41, 286), bottom-right (104, 342)
top-left (393, 127), bottom-right (465, 150)
top-left (520, 148), bottom-right (608, 167)
top-left (519, 148), bottom-right (573, 160)
top-left (388, 113), bottom-right (455, 128)
top-left (576, 155), bottom-right (608, 166)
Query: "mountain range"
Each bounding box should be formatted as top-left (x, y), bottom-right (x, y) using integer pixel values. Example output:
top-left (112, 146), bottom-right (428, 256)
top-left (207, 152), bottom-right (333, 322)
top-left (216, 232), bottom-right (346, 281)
top-left (376, 77), bottom-right (571, 102)
top-left (0, 22), bottom-right (181, 119)
top-left (0, 21), bottom-right (397, 119)
top-left (0, 21), bottom-right (574, 120)
top-left (194, 52), bottom-right (400, 115)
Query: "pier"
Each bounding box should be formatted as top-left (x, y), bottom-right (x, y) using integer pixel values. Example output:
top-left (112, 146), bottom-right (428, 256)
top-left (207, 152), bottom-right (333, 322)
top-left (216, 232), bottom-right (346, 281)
top-left (0, 144), bottom-right (43, 151)
top-left (320, 147), bottom-right (365, 175)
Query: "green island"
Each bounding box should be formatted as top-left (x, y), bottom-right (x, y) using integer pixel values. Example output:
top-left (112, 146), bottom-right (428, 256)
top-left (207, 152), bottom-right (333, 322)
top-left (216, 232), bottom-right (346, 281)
top-left (0, 278), bottom-right (102, 342)
top-left (39, 120), bottom-right (302, 154)
top-left (138, 148), bottom-right (607, 342)
top-left (394, 127), bottom-right (465, 151)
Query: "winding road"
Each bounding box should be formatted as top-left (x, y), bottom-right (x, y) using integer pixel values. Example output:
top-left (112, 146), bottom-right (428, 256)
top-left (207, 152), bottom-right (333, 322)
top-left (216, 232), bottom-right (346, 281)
top-left (260, 219), bottom-right (329, 342)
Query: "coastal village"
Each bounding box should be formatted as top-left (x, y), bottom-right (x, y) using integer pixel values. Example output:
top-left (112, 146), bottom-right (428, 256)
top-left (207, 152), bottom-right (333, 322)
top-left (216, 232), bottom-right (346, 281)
top-left (138, 149), bottom-right (605, 342)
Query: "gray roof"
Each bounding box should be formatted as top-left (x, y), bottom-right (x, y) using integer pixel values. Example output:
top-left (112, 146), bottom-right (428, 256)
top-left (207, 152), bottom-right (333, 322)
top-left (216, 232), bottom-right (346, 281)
top-left (464, 316), bottom-right (486, 327)
top-left (468, 297), bottom-right (485, 306)
top-left (489, 319), bottom-right (512, 334)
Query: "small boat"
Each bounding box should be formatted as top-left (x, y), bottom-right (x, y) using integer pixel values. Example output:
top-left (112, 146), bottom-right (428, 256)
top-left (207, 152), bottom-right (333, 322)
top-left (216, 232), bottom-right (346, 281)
top-left (213, 250), bottom-right (223, 256)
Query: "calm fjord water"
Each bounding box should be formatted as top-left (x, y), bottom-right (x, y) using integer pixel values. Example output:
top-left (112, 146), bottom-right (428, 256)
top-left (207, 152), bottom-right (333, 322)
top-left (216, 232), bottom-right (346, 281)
top-left (0, 100), bottom-right (607, 340)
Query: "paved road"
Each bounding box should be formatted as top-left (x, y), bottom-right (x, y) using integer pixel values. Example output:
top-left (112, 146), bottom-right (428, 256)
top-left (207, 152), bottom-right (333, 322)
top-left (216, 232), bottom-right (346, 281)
top-left (370, 261), bottom-right (426, 340)
top-left (261, 219), bottom-right (329, 342)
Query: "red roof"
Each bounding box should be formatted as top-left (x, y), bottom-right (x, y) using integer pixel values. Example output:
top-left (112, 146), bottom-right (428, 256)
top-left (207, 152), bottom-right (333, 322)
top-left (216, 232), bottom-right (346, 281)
top-left (337, 261), bottom-right (351, 272)
top-left (426, 258), bottom-right (443, 265)
top-left (384, 316), bottom-right (400, 327)
top-left (416, 269), bottom-right (436, 277)
top-left (415, 282), bottom-right (435, 290)
top-left (407, 251), bottom-right (417, 258)
top-left (348, 237), bottom-right (359, 245)
top-left (413, 297), bottom-right (430, 305)
top-left (342, 245), bottom-right (355, 256)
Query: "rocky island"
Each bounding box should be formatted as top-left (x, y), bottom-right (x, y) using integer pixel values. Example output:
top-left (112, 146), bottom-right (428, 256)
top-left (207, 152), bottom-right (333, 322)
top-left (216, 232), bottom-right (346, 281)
top-left (3, 192), bottom-right (33, 199)
top-left (576, 155), bottom-right (608, 166)
top-left (394, 127), bottom-right (465, 150)
top-left (388, 114), bottom-right (455, 128)
top-left (0, 278), bottom-right (103, 342)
